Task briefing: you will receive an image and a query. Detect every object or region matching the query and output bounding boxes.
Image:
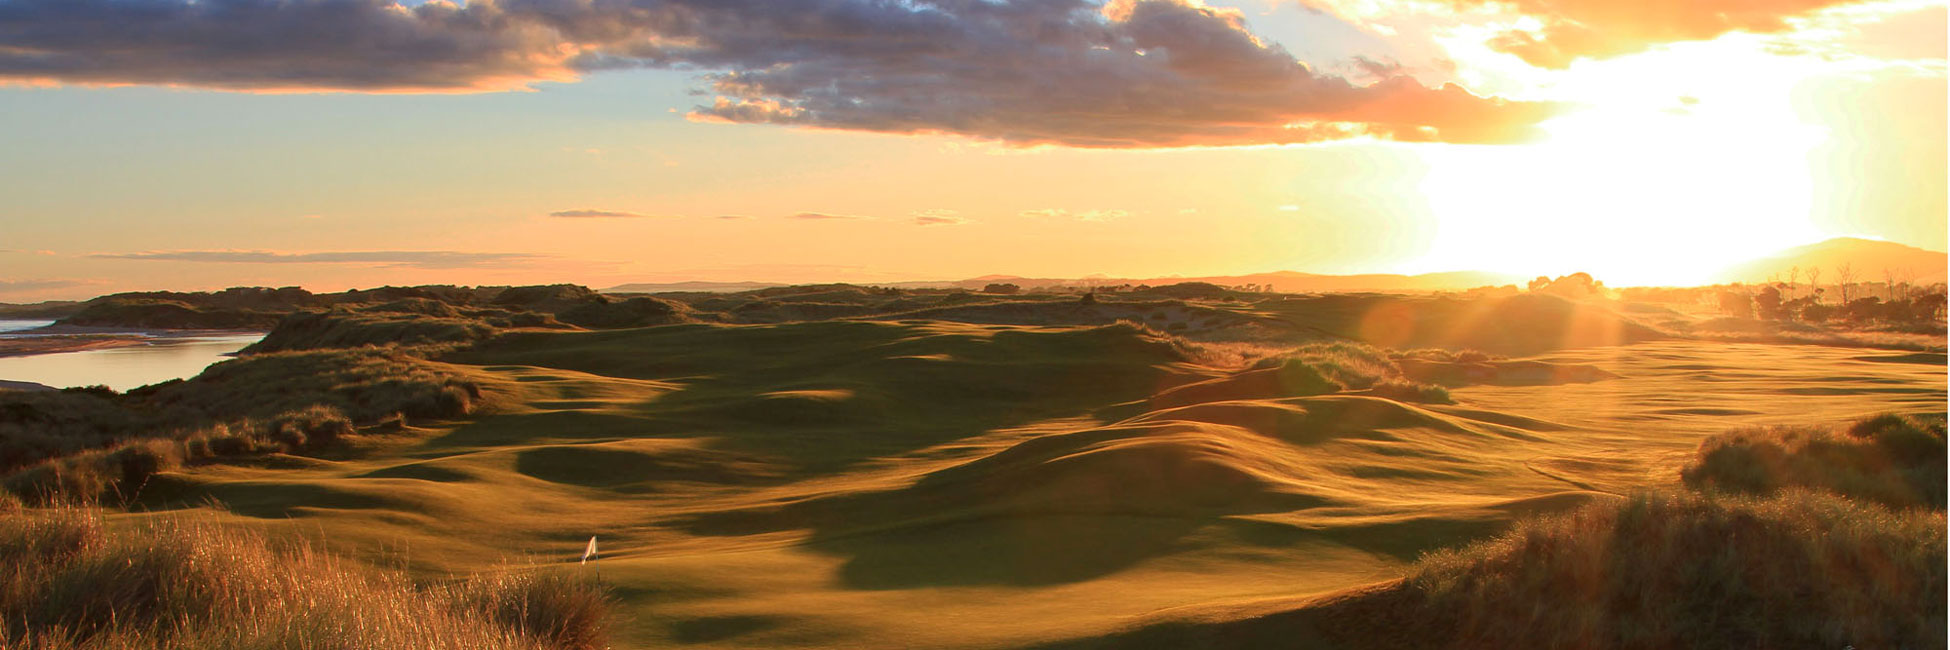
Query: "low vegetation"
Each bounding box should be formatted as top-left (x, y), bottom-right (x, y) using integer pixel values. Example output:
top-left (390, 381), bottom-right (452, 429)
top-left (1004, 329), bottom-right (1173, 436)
top-left (243, 311), bottom-right (498, 353)
top-left (0, 505), bottom-right (609, 649)
top-left (1259, 342), bottom-right (1454, 403)
top-left (1311, 413), bottom-right (1947, 649)
top-left (1, 349), bottom-right (489, 504)
top-left (1681, 413), bottom-right (1945, 509)
top-left (1383, 489), bottom-right (1944, 649)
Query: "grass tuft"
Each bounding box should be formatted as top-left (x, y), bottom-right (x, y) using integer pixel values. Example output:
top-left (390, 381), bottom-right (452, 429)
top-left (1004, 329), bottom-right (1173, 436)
top-left (1681, 413), bottom-right (1946, 509)
top-left (1394, 489), bottom-right (1945, 649)
top-left (0, 505), bottom-right (609, 649)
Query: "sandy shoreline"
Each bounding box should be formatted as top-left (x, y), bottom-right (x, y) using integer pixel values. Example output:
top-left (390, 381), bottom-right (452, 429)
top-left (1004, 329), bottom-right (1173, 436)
top-left (0, 335), bottom-right (151, 359)
top-left (0, 327), bottom-right (265, 359)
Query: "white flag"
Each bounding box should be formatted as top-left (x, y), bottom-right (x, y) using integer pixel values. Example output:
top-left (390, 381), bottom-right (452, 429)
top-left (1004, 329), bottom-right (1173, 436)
top-left (581, 536), bottom-right (598, 565)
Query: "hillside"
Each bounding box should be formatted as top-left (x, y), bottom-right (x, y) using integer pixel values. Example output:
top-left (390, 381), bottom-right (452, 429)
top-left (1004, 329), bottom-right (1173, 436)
top-left (1, 283), bottom-right (1941, 648)
top-left (1718, 237), bottom-right (1948, 284)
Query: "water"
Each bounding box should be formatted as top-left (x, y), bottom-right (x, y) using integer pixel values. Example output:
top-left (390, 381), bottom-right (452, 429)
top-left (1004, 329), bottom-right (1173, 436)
top-left (0, 319), bottom-right (55, 335)
top-left (0, 324), bottom-right (264, 391)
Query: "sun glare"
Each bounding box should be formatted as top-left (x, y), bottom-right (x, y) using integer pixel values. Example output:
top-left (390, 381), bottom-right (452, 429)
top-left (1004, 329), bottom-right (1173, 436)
top-left (1407, 35), bottom-right (1831, 287)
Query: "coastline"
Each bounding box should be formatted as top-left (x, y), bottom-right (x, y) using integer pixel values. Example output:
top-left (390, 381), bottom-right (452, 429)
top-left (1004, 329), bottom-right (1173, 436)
top-left (0, 335), bottom-right (151, 359)
top-left (0, 327), bottom-right (266, 359)
top-left (0, 379), bottom-right (54, 391)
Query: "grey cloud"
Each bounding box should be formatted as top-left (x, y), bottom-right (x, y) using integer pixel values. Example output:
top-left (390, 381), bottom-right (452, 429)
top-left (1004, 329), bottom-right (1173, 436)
top-left (789, 212), bottom-right (867, 220)
top-left (0, 0), bottom-right (1557, 145)
top-left (92, 250), bottom-right (544, 269)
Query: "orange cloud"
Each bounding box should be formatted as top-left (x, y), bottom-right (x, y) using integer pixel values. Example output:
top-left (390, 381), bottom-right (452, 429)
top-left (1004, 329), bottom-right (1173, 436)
top-left (1443, 0), bottom-right (1869, 67)
top-left (548, 209), bottom-right (660, 219)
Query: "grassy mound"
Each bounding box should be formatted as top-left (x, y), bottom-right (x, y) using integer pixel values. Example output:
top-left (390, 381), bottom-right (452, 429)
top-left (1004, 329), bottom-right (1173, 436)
top-left (1149, 342), bottom-right (1452, 407)
top-left (0, 389), bottom-right (141, 473)
top-left (2, 350), bottom-right (491, 504)
top-left (851, 420), bottom-right (1323, 519)
top-left (58, 300), bottom-right (285, 330)
top-left (244, 311), bottom-right (497, 353)
top-left (1056, 412), bottom-right (1948, 649)
top-left (145, 348), bottom-right (486, 423)
top-left (555, 296), bottom-right (693, 329)
top-left (0, 505), bottom-right (608, 649)
top-left (1380, 490), bottom-right (1945, 649)
top-left (1681, 413), bottom-right (1946, 509)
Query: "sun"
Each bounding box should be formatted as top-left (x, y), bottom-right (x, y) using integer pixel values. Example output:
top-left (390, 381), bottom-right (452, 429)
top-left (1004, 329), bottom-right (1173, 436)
top-left (1404, 34), bottom-right (1832, 287)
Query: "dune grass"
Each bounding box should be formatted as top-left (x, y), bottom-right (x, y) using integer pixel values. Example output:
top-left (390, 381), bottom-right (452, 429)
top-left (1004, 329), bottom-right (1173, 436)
top-left (1249, 342), bottom-right (1455, 404)
top-left (1385, 489), bottom-right (1945, 649)
top-left (2, 349), bottom-right (491, 504)
top-left (142, 348), bottom-right (488, 423)
top-left (0, 389), bottom-right (143, 473)
top-left (1681, 413), bottom-right (1946, 509)
top-left (243, 310), bottom-right (497, 354)
top-left (2, 407), bottom-right (358, 505)
top-left (0, 505), bottom-right (609, 650)
top-left (1302, 412), bottom-right (1950, 649)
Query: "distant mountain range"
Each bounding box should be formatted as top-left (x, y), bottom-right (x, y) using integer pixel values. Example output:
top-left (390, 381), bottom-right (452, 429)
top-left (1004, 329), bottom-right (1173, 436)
top-left (608, 270), bottom-right (1524, 294)
top-left (1716, 237), bottom-right (1947, 285)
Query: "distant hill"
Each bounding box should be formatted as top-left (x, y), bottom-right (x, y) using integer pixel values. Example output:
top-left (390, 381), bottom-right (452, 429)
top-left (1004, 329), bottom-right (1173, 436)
top-left (605, 280), bottom-right (799, 293)
top-left (605, 270), bottom-right (1521, 294)
top-left (1719, 238), bottom-right (1948, 285)
top-left (943, 270), bottom-right (1521, 293)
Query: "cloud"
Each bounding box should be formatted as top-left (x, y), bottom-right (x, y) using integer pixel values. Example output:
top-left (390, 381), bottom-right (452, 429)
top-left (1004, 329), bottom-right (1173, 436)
top-left (912, 209), bottom-right (968, 226)
top-left (0, 0), bottom-right (575, 92)
top-left (1019, 208), bottom-right (1128, 221)
top-left (0, 0), bottom-right (1556, 146)
top-left (1437, 0), bottom-right (1868, 67)
top-left (548, 209), bottom-right (657, 219)
top-left (91, 250), bottom-right (544, 270)
top-left (715, 215), bottom-right (753, 220)
top-left (789, 212), bottom-right (868, 220)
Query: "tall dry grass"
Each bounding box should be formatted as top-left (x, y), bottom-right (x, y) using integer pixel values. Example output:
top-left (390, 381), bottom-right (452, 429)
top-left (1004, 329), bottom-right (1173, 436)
top-left (1321, 413), bottom-right (1949, 649)
top-left (1399, 489), bottom-right (1944, 649)
top-left (1682, 413), bottom-right (1946, 509)
top-left (0, 505), bottom-right (609, 650)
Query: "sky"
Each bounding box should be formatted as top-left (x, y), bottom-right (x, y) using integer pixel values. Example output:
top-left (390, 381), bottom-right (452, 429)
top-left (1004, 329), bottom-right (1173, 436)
top-left (0, 0), bottom-right (1943, 301)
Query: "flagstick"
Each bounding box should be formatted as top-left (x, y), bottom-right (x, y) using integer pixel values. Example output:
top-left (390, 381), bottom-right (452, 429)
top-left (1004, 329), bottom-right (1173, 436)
top-left (581, 535), bottom-right (600, 583)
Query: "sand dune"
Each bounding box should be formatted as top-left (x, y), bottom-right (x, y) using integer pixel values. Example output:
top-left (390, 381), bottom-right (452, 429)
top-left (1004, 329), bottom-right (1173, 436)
top-left (23, 308), bottom-right (1911, 648)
